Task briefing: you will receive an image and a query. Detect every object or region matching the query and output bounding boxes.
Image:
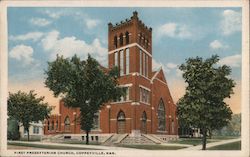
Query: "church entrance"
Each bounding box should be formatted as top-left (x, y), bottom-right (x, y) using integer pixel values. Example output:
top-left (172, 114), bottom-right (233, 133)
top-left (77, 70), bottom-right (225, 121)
top-left (117, 111), bottom-right (126, 134)
top-left (141, 111), bottom-right (147, 134)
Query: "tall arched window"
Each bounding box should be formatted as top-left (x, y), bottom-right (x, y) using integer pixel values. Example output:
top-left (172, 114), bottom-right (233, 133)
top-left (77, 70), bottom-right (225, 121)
top-left (158, 99), bottom-right (166, 131)
top-left (125, 31), bottom-right (129, 44)
top-left (117, 111), bottom-right (126, 134)
top-left (114, 36), bottom-right (118, 48)
top-left (125, 48), bottom-right (129, 75)
top-left (64, 116), bottom-right (71, 132)
top-left (47, 121), bottom-right (50, 131)
top-left (141, 111), bottom-right (147, 133)
top-left (119, 33), bottom-right (123, 46)
top-left (56, 120), bottom-right (58, 130)
top-left (51, 120), bottom-right (54, 130)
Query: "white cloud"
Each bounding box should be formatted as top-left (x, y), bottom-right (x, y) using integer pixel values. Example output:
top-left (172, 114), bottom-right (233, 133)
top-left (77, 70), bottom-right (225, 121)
top-left (166, 63), bottom-right (178, 69)
top-left (221, 10), bottom-right (241, 35)
top-left (85, 19), bottom-right (100, 29)
top-left (219, 54), bottom-right (241, 67)
top-left (9, 44), bottom-right (34, 65)
top-left (209, 40), bottom-right (229, 50)
top-left (41, 30), bottom-right (108, 65)
top-left (41, 9), bottom-right (64, 19)
top-left (9, 32), bottom-right (44, 42)
top-left (157, 22), bottom-right (192, 39)
top-left (30, 18), bottom-right (52, 27)
top-left (152, 59), bottom-right (169, 73)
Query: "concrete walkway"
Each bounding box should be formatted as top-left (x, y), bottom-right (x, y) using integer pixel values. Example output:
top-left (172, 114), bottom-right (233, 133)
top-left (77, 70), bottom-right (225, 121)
top-left (8, 141), bottom-right (138, 150)
top-left (180, 138), bottom-right (241, 150)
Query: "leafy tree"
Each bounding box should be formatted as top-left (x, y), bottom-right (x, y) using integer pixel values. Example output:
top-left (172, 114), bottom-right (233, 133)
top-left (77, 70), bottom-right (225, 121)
top-left (8, 90), bottom-right (52, 141)
top-left (45, 54), bottom-right (124, 144)
top-left (7, 118), bottom-right (20, 140)
top-left (213, 113), bottom-right (241, 136)
top-left (177, 55), bottom-right (234, 150)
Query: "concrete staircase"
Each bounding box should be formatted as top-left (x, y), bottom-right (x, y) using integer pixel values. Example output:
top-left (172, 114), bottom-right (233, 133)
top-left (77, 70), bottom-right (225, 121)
top-left (120, 134), bottom-right (157, 145)
top-left (103, 134), bottom-right (128, 146)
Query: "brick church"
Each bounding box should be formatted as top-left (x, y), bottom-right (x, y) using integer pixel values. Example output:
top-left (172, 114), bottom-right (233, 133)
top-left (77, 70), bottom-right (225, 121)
top-left (44, 11), bottom-right (178, 139)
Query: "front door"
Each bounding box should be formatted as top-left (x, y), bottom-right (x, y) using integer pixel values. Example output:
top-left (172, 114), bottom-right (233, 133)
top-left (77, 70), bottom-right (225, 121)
top-left (141, 120), bottom-right (147, 134)
top-left (117, 120), bottom-right (126, 134)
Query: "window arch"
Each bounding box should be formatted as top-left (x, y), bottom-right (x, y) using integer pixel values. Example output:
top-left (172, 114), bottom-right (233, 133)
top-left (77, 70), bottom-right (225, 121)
top-left (117, 111), bottom-right (126, 121)
top-left (64, 116), bottom-right (71, 132)
top-left (119, 33), bottom-right (123, 46)
top-left (114, 36), bottom-right (118, 48)
top-left (158, 99), bottom-right (166, 131)
top-left (125, 31), bottom-right (129, 44)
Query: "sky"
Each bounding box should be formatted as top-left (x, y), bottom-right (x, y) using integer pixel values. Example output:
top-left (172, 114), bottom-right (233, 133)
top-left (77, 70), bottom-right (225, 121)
top-left (7, 7), bottom-right (242, 114)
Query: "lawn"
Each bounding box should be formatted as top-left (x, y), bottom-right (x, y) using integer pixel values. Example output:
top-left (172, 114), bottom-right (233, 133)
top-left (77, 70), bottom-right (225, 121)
top-left (55, 140), bottom-right (101, 145)
top-left (8, 142), bottom-right (100, 150)
top-left (210, 136), bottom-right (240, 140)
top-left (118, 144), bottom-right (186, 150)
top-left (208, 141), bottom-right (241, 150)
top-left (169, 138), bottom-right (218, 146)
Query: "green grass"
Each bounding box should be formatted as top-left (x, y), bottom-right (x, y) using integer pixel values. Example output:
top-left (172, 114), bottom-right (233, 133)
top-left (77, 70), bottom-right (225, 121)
top-left (211, 136), bottom-right (240, 140)
top-left (55, 141), bottom-right (101, 145)
top-left (19, 138), bottom-right (41, 142)
top-left (169, 138), bottom-right (218, 146)
top-left (118, 144), bottom-right (186, 150)
top-left (208, 141), bottom-right (241, 150)
top-left (8, 142), bottom-right (100, 150)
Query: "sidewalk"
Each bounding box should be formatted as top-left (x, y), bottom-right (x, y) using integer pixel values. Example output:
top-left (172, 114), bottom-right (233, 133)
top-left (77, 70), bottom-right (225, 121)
top-left (179, 138), bottom-right (241, 150)
top-left (8, 141), bottom-right (138, 150)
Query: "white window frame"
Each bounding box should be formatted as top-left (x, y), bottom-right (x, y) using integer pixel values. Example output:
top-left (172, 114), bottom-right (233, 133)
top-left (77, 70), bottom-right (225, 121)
top-left (125, 48), bottom-right (129, 75)
top-left (120, 50), bottom-right (124, 76)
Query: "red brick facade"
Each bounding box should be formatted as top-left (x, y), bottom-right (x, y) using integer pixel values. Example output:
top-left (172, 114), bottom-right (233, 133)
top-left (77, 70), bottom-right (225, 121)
top-left (44, 11), bottom-right (178, 136)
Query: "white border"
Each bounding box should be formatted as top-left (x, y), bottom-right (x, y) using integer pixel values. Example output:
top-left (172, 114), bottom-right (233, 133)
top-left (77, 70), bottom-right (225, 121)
top-left (0, 1), bottom-right (249, 157)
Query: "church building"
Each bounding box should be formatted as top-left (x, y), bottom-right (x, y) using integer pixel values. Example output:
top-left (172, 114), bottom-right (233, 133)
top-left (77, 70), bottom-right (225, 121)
top-left (44, 11), bottom-right (178, 140)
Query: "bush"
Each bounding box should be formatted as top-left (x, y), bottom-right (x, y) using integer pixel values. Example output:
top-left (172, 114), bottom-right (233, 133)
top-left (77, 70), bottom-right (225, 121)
top-left (7, 131), bottom-right (20, 140)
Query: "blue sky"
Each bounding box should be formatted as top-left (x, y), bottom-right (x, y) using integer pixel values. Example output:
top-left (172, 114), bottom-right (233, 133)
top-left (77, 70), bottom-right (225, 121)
top-left (7, 7), bottom-right (242, 113)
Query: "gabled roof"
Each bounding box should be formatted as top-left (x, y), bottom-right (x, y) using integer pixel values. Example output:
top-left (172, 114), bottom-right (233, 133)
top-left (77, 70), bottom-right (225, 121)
top-left (150, 67), bottom-right (167, 84)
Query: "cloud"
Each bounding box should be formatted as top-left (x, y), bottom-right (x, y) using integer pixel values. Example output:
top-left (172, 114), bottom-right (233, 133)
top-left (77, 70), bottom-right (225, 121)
top-left (218, 54), bottom-right (241, 68)
top-left (152, 59), bottom-right (170, 73)
top-left (209, 40), bottom-right (229, 50)
top-left (41, 30), bottom-right (108, 65)
top-left (221, 10), bottom-right (241, 35)
top-left (85, 19), bottom-right (100, 29)
top-left (166, 63), bottom-right (178, 69)
top-left (41, 9), bottom-right (64, 19)
top-left (9, 32), bottom-right (44, 42)
top-left (30, 18), bottom-right (52, 27)
top-left (9, 44), bottom-right (34, 65)
top-left (157, 22), bottom-right (192, 39)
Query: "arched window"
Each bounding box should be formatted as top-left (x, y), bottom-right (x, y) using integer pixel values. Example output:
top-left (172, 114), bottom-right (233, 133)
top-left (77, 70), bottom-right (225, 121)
top-left (119, 33), bottom-right (123, 46)
top-left (158, 99), bottom-right (166, 131)
top-left (56, 120), bottom-right (58, 130)
top-left (125, 31), bottom-right (129, 44)
top-left (114, 36), bottom-right (118, 48)
top-left (117, 111), bottom-right (126, 121)
top-left (139, 33), bottom-right (142, 44)
top-left (51, 120), bottom-right (54, 130)
top-left (64, 116), bottom-right (71, 132)
top-left (47, 121), bottom-right (50, 131)
top-left (117, 111), bottom-right (126, 134)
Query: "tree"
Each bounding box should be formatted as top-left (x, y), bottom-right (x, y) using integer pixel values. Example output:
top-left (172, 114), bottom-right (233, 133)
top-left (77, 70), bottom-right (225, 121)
top-left (8, 90), bottom-right (52, 141)
top-left (45, 54), bottom-right (124, 144)
top-left (177, 55), bottom-right (234, 150)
